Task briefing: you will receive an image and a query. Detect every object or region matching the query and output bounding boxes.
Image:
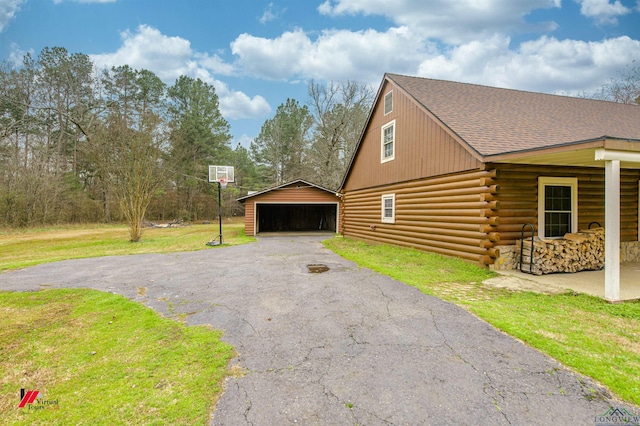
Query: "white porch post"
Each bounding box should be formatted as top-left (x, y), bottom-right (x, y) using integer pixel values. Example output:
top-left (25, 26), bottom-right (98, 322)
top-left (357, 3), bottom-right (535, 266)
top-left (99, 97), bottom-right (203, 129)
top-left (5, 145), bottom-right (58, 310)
top-left (604, 159), bottom-right (620, 301)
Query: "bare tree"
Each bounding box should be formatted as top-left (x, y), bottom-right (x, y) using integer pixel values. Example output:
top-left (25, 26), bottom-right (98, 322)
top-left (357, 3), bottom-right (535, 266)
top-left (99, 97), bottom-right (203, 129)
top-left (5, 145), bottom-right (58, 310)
top-left (307, 80), bottom-right (373, 189)
top-left (98, 66), bottom-right (168, 242)
top-left (596, 61), bottom-right (640, 104)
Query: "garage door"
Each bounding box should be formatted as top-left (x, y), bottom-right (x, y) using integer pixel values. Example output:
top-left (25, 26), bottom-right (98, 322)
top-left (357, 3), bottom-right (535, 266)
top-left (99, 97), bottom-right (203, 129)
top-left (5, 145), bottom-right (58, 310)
top-left (256, 204), bottom-right (337, 233)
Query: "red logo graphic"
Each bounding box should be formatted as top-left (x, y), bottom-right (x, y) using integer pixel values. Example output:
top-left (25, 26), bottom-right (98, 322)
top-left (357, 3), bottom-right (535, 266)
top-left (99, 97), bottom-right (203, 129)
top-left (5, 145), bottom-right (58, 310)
top-left (18, 389), bottom-right (39, 408)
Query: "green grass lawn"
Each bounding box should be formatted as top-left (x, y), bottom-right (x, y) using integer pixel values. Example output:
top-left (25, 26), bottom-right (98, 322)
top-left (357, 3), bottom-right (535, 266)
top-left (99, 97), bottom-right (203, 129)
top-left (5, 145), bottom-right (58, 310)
top-left (0, 289), bottom-right (235, 425)
top-left (324, 237), bottom-right (640, 407)
top-left (0, 221), bottom-right (250, 424)
top-left (0, 219), bottom-right (253, 271)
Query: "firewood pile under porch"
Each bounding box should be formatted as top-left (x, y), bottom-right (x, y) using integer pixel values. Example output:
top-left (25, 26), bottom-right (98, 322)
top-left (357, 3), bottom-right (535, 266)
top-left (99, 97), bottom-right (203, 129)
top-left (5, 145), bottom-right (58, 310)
top-left (516, 227), bottom-right (605, 275)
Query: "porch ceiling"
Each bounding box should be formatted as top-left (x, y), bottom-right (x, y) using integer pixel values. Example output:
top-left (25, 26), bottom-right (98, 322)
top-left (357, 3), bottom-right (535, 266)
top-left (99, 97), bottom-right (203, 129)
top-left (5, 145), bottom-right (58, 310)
top-left (485, 139), bottom-right (640, 169)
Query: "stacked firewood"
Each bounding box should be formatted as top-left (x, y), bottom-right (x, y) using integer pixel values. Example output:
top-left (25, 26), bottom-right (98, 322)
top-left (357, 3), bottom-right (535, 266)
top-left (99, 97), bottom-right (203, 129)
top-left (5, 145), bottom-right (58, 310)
top-left (516, 227), bottom-right (605, 275)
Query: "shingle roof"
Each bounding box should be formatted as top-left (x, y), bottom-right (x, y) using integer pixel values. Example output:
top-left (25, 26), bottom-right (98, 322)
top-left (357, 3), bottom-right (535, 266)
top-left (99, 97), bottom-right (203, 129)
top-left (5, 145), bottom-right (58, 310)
top-left (387, 73), bottom-right (640, 157)
top-left (236, 179), bottom-right (336, 202)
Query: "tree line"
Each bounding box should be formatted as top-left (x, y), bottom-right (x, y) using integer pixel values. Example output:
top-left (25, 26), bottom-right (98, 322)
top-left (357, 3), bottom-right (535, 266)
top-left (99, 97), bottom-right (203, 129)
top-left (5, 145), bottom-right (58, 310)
top-left (2, 47), bottom-right (636, 238)
top-left (0, 47), bottom-right (374, 239)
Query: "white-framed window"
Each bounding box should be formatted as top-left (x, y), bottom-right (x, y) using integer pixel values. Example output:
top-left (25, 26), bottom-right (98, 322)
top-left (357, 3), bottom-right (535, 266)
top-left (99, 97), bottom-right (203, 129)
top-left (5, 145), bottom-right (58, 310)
top-left (538, 177), bottom-right (578, 239)
top-left (381, 194), bottom-right (395, 223)
top-left (384, 91), bottom-right (393, 115)
top-left (381, 120), bottom-right (395, 163)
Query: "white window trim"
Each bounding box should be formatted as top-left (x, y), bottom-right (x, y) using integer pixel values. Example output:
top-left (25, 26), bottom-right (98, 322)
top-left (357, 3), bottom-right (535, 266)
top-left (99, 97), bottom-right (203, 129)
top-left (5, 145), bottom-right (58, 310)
top-left (381, 194), bottom-right (395, 224)
top-left (537, 177), bottom-right (578, 239)
top-left (381, 120), bottom-right (395, 163)
top-left (384, 90), bottom-right (393, 115)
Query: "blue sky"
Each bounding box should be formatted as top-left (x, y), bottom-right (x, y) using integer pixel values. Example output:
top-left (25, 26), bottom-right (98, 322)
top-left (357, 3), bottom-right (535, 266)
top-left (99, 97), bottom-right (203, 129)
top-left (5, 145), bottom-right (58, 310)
top-left (1, 0), bottom-right (639, 148)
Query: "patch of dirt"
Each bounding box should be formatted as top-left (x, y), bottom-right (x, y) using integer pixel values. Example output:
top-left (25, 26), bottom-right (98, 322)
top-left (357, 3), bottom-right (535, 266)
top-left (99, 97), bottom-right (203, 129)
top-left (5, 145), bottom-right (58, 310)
top-left (143, 219), bottom-right (189, 228)
top-left (228, 364), bottom-right (248, 378)
top-left (482, 275), bottom-right (567, 295)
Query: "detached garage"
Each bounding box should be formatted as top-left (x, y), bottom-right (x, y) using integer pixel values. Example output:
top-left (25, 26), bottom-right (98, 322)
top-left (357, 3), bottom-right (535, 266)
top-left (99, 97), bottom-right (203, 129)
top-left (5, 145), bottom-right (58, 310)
top-left (238, 179), bottom-right (341, 236)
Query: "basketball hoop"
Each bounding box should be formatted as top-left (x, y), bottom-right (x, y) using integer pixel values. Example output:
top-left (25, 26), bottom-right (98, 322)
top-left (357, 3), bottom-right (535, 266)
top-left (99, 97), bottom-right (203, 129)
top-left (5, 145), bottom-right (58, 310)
top-left (206, 165), bottom-right (234, 246)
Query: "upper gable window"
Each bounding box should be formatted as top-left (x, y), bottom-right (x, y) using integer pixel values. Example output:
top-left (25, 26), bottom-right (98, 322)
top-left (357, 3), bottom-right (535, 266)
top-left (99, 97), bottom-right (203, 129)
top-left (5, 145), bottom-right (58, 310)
top-left (538, 177), bottom-right (578, 239)
top-left (384, 91), bottom-right (393, 115)
top-left (381, 120), bottom-right (395, 163)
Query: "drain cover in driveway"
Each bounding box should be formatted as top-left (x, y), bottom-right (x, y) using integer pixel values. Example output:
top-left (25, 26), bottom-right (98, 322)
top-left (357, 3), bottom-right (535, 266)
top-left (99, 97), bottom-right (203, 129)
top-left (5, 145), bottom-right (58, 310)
top-left (307, 264), bottom-right (329, 273)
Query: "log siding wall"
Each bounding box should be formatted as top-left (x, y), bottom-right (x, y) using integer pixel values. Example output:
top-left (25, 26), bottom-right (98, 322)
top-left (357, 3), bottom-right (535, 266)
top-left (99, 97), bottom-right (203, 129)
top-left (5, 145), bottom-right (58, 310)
top-left (341, 76), bottom-right (640, 266)
top-left (492, 163), bottom-right (640, 245)
top-left (342, 169), bottom-right (499, 264)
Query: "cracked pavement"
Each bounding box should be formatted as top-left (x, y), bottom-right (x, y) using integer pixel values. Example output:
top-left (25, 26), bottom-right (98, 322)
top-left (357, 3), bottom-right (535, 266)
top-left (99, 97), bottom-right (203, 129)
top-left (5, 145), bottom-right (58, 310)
top-left (0, 235), bottom-right (634, 425)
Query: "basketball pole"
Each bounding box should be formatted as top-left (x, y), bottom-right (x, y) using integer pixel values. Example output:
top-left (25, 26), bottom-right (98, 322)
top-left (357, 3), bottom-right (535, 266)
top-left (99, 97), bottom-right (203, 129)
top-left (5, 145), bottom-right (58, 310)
top-left (206, 180), bottom-right (224, 246)
top-left (217, 180), bottom-right (223, 244)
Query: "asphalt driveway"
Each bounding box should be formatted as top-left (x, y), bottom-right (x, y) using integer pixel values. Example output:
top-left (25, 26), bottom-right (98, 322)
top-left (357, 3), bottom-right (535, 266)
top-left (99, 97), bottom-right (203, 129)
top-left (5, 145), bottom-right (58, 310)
top-left (0, 235), bottom-right (634, 425)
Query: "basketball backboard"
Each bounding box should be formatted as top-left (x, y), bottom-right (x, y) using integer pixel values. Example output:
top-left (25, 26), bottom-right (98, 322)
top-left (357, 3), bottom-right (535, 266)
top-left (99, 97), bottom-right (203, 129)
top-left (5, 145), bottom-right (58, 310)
top-left (208, 165), bottom-right (235, 183)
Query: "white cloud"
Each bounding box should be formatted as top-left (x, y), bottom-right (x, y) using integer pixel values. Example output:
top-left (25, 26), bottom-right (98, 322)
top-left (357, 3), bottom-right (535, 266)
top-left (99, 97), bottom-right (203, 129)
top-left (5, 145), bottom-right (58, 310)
top-left (194, 52), bottom-right (235, 76)
top-left (229, 24), bottom-right (639, 97)
top-left (213, 79), bottom-right (271, 120)
top-left (230, 27), bottom-right (432, 82)
top-left (90, 25), bottom-right (193, 80)
top-left (574, 0), bottom-right (631, 25)
top-left (231, 29), bottom-right (312, 80)
top-left (260, 2), bottom-right (283, 24)
top-left (0, 0), bottom-right (25, 32)
top-left (90, 25), bottom-right (271, 121)
top-left (318, 0), bottom-right (561, 44)
top-left (228, 5), bottom-right (640, 98)
top-left (417, 35), bottom-right (640, 94)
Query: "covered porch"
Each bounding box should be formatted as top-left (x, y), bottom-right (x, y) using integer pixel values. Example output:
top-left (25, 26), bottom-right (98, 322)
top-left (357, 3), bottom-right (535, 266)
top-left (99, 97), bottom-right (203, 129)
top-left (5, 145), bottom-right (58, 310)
top-left (489, 138), bottom-right (640, 302)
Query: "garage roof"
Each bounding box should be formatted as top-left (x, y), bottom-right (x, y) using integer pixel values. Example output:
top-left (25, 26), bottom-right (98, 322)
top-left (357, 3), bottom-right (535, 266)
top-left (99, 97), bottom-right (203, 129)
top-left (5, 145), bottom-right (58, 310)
top-left (237, 179), bottom-right (339, 203)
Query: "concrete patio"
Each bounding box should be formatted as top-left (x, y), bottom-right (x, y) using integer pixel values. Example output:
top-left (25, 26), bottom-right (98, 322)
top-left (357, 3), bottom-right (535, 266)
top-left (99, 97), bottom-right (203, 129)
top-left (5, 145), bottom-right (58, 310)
top-left (488, 262), bottom-right (640, 301)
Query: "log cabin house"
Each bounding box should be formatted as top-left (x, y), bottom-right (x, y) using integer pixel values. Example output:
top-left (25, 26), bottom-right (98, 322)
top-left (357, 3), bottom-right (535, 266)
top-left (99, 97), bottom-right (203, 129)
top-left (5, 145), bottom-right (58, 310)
top-left (339, 73), bottom-right (640, 301)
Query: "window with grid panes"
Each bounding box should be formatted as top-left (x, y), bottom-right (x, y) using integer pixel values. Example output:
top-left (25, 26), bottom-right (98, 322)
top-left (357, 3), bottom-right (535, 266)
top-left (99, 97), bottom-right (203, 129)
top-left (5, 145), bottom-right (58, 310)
top-left (381, 194), bottom-right (395, 223)
top-left (544, 185), bottom-right (572, 237)
top-left (538, 177), bottom-right (577, 238)
top-left (381, 121), bottom-right (395, 162)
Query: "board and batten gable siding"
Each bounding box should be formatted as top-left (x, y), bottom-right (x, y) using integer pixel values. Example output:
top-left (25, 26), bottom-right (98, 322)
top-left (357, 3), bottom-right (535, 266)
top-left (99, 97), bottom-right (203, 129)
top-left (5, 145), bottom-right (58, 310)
top-left (342, 169), bottom-right (500, 265)
top-left (491, 163), bottom-right (640, 246)
top-left (243, 183), bottom-right (340, 236)
top-left (343, 80), bottom-right (482, 192)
